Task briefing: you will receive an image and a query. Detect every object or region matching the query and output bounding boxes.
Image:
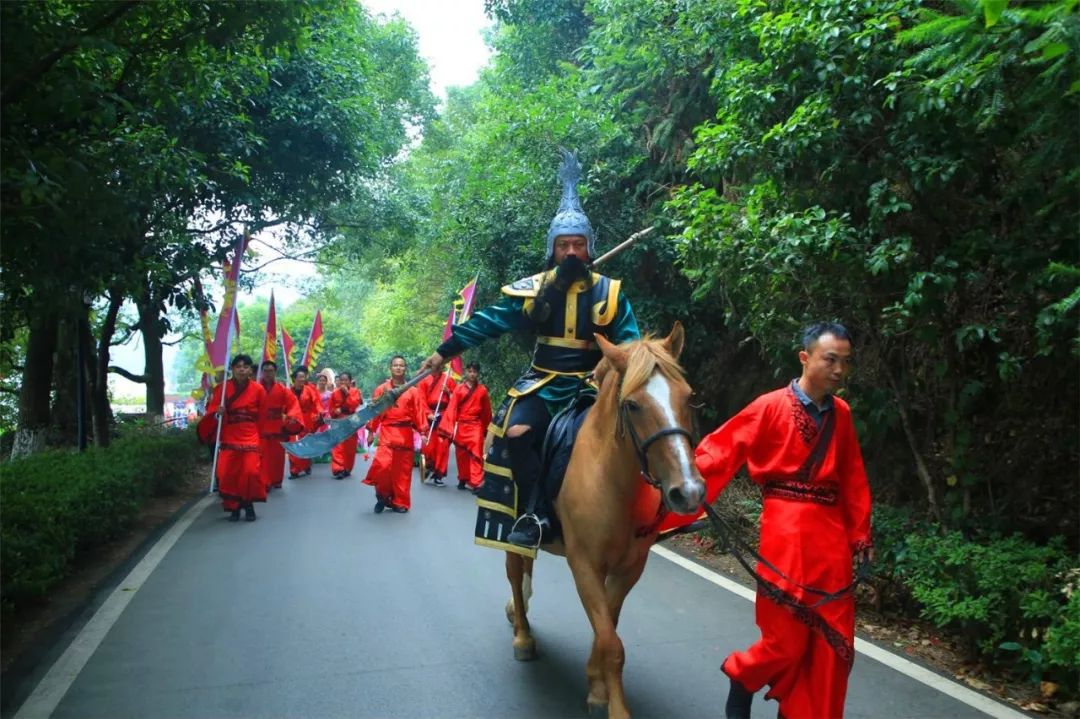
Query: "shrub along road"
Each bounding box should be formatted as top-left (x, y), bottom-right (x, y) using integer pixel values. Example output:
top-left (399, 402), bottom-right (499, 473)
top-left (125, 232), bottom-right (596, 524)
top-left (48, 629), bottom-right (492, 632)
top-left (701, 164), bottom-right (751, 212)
top-left (12, 458), bottom-right (1025, 719)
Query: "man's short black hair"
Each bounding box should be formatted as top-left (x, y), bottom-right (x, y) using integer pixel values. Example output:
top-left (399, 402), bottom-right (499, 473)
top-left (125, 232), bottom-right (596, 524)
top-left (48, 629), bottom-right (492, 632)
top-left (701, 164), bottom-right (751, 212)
top-left (390, 355), bottom-right (406, 364)
top-left (291, 365), bottom-right (309, 379)
top-left (466, 362), bottom-right (480, 372)
top-left (801, 322), bottom-right (851, 350)
top-left (230, 353), bottom-right (254, 368)
top-left (339, 371), bottom-right (352, 381)
top-left (260, 360), bottom-right (277, 370)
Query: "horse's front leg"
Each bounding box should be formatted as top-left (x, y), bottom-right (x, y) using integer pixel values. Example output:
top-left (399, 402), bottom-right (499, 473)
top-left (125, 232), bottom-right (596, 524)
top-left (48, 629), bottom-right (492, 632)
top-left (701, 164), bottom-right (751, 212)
top-left (599, 555), bottom-right (649, 717)
top-left (505, 552), bottom-right (536, 661)
top-left (569, 555), bottom-right (627, 719)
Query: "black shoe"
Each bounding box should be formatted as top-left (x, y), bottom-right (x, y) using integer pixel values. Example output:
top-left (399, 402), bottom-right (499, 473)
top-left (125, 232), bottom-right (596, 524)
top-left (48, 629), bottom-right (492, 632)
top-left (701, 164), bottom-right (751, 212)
top-left (303, 469), bottom-right (312, 476)
top-left (289, 473), bottom-right (300, 479)
top-left (244, 505), bottom-right (256, 522)
top-left (227, 509), bottom-right (241, 522)
top-left (432, 477), bottom-right (446, 487)
top-left (374, 498), bottom-right (386, 513)
top-left (457, 480), bottom-right (468, 490)
top-left (724, 677), bottom-right (753, 719)
top-left (333, 471), bottom-right (345, 480)
top-left (507, 515), bottom-right (547, 548)
top-left (391, 506), bottom-right (408, 513)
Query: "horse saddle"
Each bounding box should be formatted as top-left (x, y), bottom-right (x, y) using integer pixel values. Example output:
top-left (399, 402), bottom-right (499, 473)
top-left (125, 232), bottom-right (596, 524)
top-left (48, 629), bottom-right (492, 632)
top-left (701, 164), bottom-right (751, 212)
top-left (540, 389), bottom-right (596, 506)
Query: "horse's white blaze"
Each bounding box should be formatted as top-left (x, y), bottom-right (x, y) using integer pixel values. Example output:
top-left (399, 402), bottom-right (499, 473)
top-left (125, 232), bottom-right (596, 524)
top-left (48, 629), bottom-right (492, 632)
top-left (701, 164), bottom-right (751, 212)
top-left (644, 373), bottom-right (696, 481)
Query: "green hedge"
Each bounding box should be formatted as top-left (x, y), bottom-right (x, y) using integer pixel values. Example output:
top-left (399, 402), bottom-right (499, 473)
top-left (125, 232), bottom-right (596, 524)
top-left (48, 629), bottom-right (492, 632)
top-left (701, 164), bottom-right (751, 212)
top-left (0, 430), bottom-right (203, 619)
top-left (872, 505), bottom-right (1079, 690)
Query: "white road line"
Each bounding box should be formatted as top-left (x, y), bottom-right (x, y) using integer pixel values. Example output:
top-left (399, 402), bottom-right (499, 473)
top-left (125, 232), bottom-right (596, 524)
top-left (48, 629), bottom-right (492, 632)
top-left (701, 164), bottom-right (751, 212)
top-left (14, 494), bottom-right (215, 719)
top-left (650, 544), bottom-right (1029, 719)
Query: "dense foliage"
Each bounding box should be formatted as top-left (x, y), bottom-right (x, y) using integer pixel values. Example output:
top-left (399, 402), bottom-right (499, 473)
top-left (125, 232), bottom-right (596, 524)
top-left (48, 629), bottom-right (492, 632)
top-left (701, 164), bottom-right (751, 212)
top-left (0, 429), bottom-right (203, 620)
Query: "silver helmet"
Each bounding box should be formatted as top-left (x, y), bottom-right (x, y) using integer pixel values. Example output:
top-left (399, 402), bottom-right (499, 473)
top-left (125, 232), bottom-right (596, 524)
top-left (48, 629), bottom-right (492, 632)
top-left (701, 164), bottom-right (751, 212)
top-left (545, 148), bottom-right (595, 262)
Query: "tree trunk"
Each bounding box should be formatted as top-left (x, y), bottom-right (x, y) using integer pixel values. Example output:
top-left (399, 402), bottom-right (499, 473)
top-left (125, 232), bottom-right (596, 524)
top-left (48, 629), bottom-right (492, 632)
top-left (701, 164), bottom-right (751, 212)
top-left (91, 290), bottom-right (123, 447)
top-left (137, 289), bottom-right (165, 421)
top-left (51, 317), bottom-right (78, 445)
top-left (11, 311), bottom-right (58, 459)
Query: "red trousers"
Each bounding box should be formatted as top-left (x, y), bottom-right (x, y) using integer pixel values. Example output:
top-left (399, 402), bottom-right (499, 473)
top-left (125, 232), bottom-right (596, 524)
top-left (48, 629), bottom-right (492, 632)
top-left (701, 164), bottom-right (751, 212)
top-left (260, 438), bottom-right (287, 489)
top-left (424, 430), bottom-right (451, 476)
top-left (331, 434), bottom-right (359, 474)
top-left (363, 444), bottom-right (415, 510)
top-left (723, 591), bottom-right (854, 719)
top-left (453, 421), bottom-right (485, 488)
top-left (217, 448), bottom-right (265, 510)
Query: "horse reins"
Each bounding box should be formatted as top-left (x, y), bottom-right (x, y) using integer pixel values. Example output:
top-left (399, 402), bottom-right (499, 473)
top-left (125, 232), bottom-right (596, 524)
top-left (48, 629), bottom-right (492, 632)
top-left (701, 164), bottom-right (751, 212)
top-left (617, 399), bottom-right (694, 490)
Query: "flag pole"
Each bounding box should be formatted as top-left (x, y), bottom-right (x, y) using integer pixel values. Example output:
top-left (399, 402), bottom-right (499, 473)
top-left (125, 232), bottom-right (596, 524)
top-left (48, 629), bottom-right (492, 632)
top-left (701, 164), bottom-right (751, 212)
top-left (208, 310), bottom-right (238, 494)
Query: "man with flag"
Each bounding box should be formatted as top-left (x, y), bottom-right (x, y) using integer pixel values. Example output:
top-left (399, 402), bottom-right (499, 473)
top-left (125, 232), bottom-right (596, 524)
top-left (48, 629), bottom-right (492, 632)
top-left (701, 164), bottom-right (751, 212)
top-left (441, 361), bottom-right (492, 492)
top-left (418, 360), bottom-right (456, 486)
top-left (258, 360), bottom-right (303, 490)
top-left (198, 354), bottom-right (267, 521)
top-left (329, 371), bottom-right (363, 478)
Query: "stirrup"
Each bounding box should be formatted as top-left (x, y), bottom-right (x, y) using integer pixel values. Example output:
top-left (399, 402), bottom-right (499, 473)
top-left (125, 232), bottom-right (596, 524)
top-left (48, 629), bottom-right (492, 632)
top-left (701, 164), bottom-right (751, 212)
top-left (508, 513), bottom-right (544, 549)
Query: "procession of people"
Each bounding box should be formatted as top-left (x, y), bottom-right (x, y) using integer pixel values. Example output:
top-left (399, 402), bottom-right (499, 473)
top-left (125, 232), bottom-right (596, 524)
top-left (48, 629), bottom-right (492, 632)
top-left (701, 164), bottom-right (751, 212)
top-left (196, 150), bottom-right (873, 719)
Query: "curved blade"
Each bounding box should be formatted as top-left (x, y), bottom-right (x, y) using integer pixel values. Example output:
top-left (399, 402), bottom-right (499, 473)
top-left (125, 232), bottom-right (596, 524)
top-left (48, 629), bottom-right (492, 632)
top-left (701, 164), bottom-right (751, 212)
top-left (281, 369), bottom-right (434, 458)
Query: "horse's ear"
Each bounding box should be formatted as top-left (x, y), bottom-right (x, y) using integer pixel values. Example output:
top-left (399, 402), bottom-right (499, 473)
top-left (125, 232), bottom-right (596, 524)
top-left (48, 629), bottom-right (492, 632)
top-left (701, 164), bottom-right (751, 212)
top-left (663, 321), bottom-right (685, 360)
top-left (596, 333), bottom-right (628, 372)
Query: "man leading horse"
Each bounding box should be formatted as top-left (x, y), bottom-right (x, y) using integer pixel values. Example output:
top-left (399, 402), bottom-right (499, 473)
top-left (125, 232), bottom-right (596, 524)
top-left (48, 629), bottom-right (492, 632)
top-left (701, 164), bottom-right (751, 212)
top-left (418, 148), bottom-right (640, 552)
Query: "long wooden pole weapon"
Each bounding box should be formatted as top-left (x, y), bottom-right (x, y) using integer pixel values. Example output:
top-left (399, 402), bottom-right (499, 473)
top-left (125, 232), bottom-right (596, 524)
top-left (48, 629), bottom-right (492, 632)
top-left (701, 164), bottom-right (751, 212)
top-left (590, 225), bottom-right (655, 268)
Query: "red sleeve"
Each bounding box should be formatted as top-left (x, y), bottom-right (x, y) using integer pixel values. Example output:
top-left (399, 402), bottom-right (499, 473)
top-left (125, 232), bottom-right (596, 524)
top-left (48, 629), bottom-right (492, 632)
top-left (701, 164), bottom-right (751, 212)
top-left (410, 388), bottom-right (429, 436)
top-left (283, 386), bottom-right (304, 434)
top-left (196, 383), bottom-right (226, 445)
top-left (350, 387), bottom-right (362, 409)
top-left (442, 386), bottom-right (461, 428)
top-left (479, 387), bottom-right (492, 428)
top-left (367, 383), bottom-right (386, 433)
top-left (836, 402), bottom-right (873, 551)
top-left (694, 396), bottom-right (766, 504)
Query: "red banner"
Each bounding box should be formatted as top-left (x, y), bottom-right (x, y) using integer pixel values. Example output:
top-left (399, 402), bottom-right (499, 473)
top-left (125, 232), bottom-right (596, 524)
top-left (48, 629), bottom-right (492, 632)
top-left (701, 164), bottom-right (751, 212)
top-left (258, 291), bottom-right (277, 381)
top-left (300, 310), bottom-right (324, 371)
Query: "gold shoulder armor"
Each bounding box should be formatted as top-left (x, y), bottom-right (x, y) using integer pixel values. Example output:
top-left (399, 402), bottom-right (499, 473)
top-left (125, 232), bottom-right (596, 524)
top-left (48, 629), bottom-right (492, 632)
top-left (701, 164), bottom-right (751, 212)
top-left (500, 272), bottom-right (548, 298)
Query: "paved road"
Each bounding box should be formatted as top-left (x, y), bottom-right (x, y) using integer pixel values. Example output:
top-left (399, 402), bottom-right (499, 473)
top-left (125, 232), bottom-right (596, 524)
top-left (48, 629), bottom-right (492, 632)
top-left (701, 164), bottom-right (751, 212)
top-left (18, 456), bottom-right (1016, 718)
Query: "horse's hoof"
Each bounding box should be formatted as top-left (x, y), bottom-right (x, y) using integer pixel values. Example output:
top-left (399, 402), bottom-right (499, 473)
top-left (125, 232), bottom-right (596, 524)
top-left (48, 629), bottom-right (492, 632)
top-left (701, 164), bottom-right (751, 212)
top-left (513, 641), bottom-right (537, 662)
top-left (586, 700), bottom-right (608, 718)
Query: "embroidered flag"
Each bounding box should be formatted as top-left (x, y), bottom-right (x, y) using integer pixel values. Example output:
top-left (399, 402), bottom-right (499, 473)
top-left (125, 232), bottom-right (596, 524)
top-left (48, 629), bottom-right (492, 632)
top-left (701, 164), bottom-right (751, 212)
top-left (206, 231), bottom-right (248, 374)
top-left (300, 310), bottom-right (325, 370)
top-left (281, 325), bottom-right (296, 378)
top-left (257, 291), bottom-right (278, 381)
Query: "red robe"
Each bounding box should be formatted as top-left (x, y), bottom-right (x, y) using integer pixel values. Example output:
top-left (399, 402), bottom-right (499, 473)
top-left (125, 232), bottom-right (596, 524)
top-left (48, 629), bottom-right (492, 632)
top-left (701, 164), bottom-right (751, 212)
top-left (329, 386), bottom-right (363, 474)
top-left (363, 380), bottom-right (428, 510)
top-left (695, 385), bottom-right (872, 719)
top-left (288, 383), bottom-right (323, 476)
top-left (258, 381), bottom-right (303, 490)
top-left (441, 380), bottom-right (492, 488)
top-left (198, 379), bottom-right (268, 511)
top-left (418, 373), bottom-right (456, 477)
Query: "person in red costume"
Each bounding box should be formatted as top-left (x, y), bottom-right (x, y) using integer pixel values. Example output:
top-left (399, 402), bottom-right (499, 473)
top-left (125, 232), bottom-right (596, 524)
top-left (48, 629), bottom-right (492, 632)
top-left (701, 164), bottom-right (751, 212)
top-left (418, 370), bottom-right (456, 486)
top-left (329, 371), bottom-right (363, 479)
top-left (198, 354), bottom-right (267, 522)
top-left (695, 322), bottom-right (873, 719)
top-left (257, 360), bottom-right (304, 491)
top-left (362, 356), bottom-right (428, 513)
top-left (287, 366), bottom-right (322, 478)
top-left (440, 362), bottom-right (492, 492)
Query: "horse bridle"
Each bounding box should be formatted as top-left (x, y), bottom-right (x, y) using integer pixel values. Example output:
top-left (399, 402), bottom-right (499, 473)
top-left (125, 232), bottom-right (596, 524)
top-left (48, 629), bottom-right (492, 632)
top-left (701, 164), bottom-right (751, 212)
top-left (617, 390), bottom-right (695, 490)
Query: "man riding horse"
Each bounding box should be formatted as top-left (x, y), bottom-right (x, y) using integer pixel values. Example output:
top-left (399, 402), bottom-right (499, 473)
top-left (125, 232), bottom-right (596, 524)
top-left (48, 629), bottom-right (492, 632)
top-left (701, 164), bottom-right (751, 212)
top-left (418, 149), bottom-right (640, 551)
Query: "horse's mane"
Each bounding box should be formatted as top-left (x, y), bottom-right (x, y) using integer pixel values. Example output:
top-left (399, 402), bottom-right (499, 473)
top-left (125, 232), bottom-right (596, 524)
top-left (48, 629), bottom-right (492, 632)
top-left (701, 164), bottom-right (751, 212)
top-left (595, 335), bottom-right (685, 398)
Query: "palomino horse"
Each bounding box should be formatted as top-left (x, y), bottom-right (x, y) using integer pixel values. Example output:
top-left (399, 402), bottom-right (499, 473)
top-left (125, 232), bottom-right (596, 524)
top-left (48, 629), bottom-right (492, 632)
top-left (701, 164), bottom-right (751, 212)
top-left (504, 322), bottom-right (705, 719)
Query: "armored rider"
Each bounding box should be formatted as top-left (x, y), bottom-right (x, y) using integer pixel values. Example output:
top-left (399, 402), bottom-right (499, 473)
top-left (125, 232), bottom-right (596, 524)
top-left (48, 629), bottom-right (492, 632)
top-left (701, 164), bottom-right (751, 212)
top-left (418, 150), bottom-right (640, 553)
